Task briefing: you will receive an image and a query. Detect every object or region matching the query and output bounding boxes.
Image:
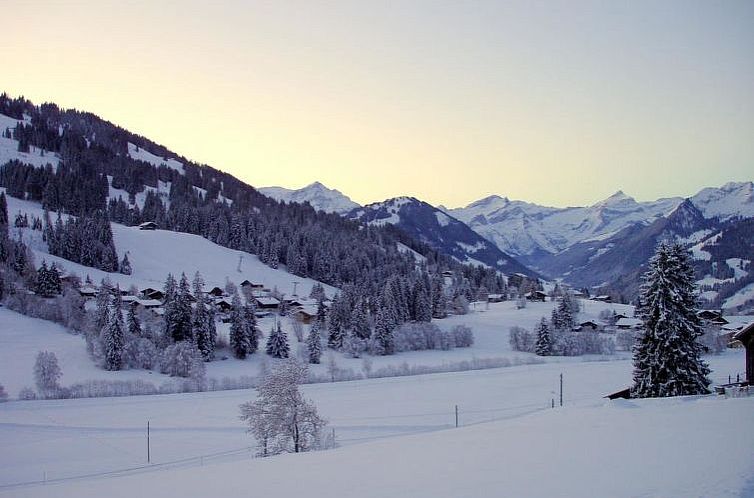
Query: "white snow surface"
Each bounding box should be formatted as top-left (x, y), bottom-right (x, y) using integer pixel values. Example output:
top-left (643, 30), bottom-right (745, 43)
top-left (258, 181), bottom-right (359, 214)
top-left (691, 181), bottom-right (754, 221)
top-left (0, 353), bottom-right (749, 497)
top-left (127, 142), bottom-right (184, 174)
top-left (4, 193), bottom-right (336, 299)
top-left (0, 113), bottom-right (60, 171)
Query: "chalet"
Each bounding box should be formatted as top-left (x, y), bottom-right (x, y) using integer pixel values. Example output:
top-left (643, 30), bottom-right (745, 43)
top-left (604, 387), bottom-right (631, 400)
top-left (616, 317), bottom-right (642, 330)
top-left (697, 310), bottom-right (725, 323)
top-left (78, 286), bottom-right (97, 298)
top-left (487, 293), bottom-right (504, 303)
top-left (441, 270), bottom-right (454, 278)
top-left (613, 313), bottom-right (628, 321)
top-left (593, 295), bottom-right (612, 303)
top-left (213, 298), bottom-right (232, 312)
top-left (145, 290), bottom-right (165, 301)
top-left (138, 221), bottom-right (158, 230)
top-left (208, 287), bottom-right (225, 298)
top-left (525, 291), bottom-right (546, 302)
top-left (240, 280), bottom-right (264, 290)
top-left (733, 322), bottom-right (754, 384)
top-left (578, 320), bottom-right (600, 332)
top-left (121, 295), bottom-right (139, 304)
top-left (293, 307), bottom-right (317, 324)
top-left (136, 299), bottom-right (162, 309)
top-left (254, 296), bottom-right (280, 310)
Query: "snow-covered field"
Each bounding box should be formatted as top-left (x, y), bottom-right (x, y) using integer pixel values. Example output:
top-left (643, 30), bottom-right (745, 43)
top-left (0, 353), bottom-right (749, 496)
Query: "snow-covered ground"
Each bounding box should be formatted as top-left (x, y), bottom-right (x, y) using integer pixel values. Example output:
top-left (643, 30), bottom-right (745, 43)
top-left (4, 192), bottom-right (336, 299)
top-left (0, 353), bottom-right (749, 496)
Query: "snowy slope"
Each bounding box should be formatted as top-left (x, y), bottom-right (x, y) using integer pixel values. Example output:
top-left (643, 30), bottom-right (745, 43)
top-left (127, 142), bottom-right (184, 174)
top-left (349, 197), bottom-right (538, 277)
top-left (691, 181), bottom-right (754, 221)
top-left (259, 181), bottom-right (360, 214)
top-left (0, 112), bottom-right (60, 170)
top-left (4, 193), bottom-right (336, 298)
top-left (0, 354), bottom-right (750, 497)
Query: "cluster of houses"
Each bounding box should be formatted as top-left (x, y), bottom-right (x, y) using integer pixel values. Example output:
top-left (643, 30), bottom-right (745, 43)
top-left (77, 278), bottom-right (328, 323)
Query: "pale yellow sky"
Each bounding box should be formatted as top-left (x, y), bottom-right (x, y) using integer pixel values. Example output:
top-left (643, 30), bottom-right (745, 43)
top-left (3, 0), bottom-right (753, 208)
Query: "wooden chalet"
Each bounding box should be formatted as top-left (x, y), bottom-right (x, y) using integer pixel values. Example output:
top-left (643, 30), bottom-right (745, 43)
top-left (254, 296), bottom-right (280, 310)
top-left (578, 320), bottom-right (600, 332)
top-left (525, 291), bottom-right (546, 302)
top-left (592, 295), bottom-right (612, 303)
top-left (136, 299), bottom-right (162, 309)
top-left (616, 317), bottom-right (642, 330)
top-left (208, 287), bottom-right (225, 298)
top-left (487, 293), bottom-right (504, 303)
top-left (138, 221), bottom-right (158, 230)
top-left (240, 280), bottom-right (264, 290)
top-left (733, 323), bottom-right (754, 384)
top-left (78, 286), bottom-right (97, 298)
top-left (214, 298), bottom-right (233, 312)
top-left (697, 310), bottom-right (725, 323)
top-left (293, 308), bottom-right (317, 324)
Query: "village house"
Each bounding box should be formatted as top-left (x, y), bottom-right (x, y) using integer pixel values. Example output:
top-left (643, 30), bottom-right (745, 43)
top-left (733, 323), bottom-right (754, 384)
top-left (524, 291), bottom-right (546, 302)
top-left (487, 293), bottom-right (504, 303)
top-left (616, 317), bottom-right (642, 330)
top-left (138, 221), bottom-right (158, 230)
top-left (254, 296), bottom-right (281, 310)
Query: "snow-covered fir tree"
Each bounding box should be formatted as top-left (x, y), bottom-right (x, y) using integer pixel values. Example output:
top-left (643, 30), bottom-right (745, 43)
top-left (349, 300), bottom-right (371, 340)
top-left (34, 350), bottom-right (62, 398)
top-left (102, 293), bottom-right (125, 371)
top-left (35, 260), bottom-right (62, 297)
top-left (120, 253), bottom-right (132, 275)
top-left (229, 292), bottom-right (253, 359)
top-left (164, 273), bottom-right (192, 342)
top-left (191, 272), bottom-right (216, 361)
top-left (126, 302), bottom-right (141, 338)
top-left (266, 321), bottom-right (290, 359)
top-left (534, 318), bottom-right (551, 356)
top-left (631, 242), bottom-right (711, 398)
top-left (306, 321), bottom-right (322, 364)
top-left (372, 306), bottom-right (395, 355)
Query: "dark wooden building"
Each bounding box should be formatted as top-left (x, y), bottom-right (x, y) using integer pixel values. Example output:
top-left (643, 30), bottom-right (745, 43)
top-left (733, 323), bottom-right (754, 384)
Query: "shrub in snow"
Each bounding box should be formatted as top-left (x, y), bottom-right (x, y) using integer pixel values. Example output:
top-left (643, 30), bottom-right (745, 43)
top-left (342, 333), bottom-right (367, 358)
top-left (616, 331), bottom-right (635, 351)
top-left (0, 384), bottom-right (8, 402)
top-left (239, 359), bottom-right (327, 457)
top-left (18, 387), bottom-right (37, 400)
top-left (125, 337), bottom-right (159, 370)
top-left (160, 341), bottom-right (206, 383)
top-left (451, 325), bottom-right (474, 348)
top-left (34, 350), bottom-right (62, 398)
top-left (509, 326), bottom-right (535, 353)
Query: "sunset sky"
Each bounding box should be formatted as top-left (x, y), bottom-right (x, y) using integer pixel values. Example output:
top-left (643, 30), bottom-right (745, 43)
top-left (4, 0), bottom-right (753, 208)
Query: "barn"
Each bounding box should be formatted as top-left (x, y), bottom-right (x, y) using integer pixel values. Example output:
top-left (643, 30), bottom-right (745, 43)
top-left (733, 323), bottom-right (754, 384)
top-left (138, 221), bottom-right (158, 230)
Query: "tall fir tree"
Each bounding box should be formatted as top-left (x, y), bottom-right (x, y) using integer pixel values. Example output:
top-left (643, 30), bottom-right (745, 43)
top-left (126, 302), bottom-right (141, 338)
top-left (102, 293), bottom-right (124, 370)
top-left (534, 318), bottom-right (551, 356)
top-left (266, 321), bottom-right (290, 359)
top-left (306, 321), bottom-right (322, 364)
top-left (229, 292), bottom-right (252, 359)
top-left (631, 242), bottom-right (711, 398)
top-left (192, 273), bottom-right (215, 361)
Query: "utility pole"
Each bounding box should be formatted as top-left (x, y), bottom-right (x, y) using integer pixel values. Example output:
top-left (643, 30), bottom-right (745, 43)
top-left (147, 420), bottom-right (151, 463)
top-left (559, 373), bottom-right (563, 407)
top-left (292, 280), bottom-right (300, 297)
top-left (455, 405), bottom-right (459, 428)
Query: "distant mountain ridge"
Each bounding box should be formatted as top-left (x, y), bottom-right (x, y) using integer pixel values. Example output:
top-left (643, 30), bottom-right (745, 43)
top-left (258, 181), bottom-right (360, 214)
top-left (347, 197), bottom-right (538, 278)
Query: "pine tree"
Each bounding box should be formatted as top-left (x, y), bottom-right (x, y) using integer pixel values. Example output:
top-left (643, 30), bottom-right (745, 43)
top-left (631, 242), bottom-right (711, 398)
top-left (192, 273), bottom-right (215, 361)
top-left (103, 293), bottom-right (124, 370)
top-left (120, 253), bottom-right (132, 275)
top-left (127, 302), bottom-right (142, 337)
top-left (94, 280), bottom-right (112, 331)
top-left (306, 322), bottom-right (322, 364)
top-left (349, 300), bottom-right (371, 340)
top-left (534, 318), bottom-right (551, 356)
top-left (266, 322), bottom-right (290, 359)
top-left (372, 306), bottom-right (395, 355)
top-left (230, 292), bottom-right (252, 359)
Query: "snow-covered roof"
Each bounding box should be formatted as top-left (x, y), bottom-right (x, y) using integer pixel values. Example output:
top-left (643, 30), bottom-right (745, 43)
top-left (137, 299), bottom-right (162, 307)
top-left (255, 297), bottom-right (280, 306)
top-left (616, 317), bottom-right (642, 328)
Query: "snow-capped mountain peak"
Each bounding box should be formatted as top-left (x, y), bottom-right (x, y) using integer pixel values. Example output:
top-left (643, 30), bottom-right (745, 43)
top-left (258, 182), bottom-right (360, 214)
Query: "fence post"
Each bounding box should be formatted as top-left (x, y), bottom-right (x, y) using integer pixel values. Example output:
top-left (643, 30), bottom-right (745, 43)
top-left (455, 405), bottom-right (459, 428)
top-left (559, 373), bottom-right (563, 407)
